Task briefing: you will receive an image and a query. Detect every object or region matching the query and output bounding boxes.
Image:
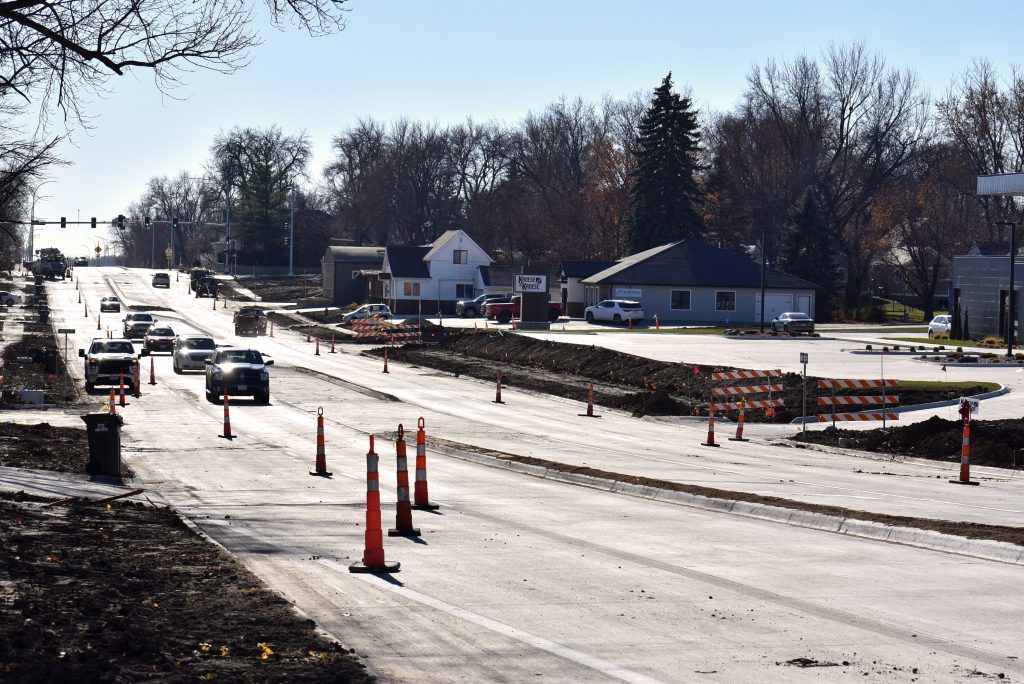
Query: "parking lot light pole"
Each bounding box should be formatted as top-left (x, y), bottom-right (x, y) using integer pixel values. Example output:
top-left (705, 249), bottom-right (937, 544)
top-left (996, 220), bottom-right (1017, 357)
top-left (800, 352), bottom-right (808, 438)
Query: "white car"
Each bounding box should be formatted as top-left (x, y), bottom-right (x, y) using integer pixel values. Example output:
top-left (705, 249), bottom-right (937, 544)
top-left (928, 315), bottom-right (952, 338)
top-left (584, 300), bottom-right (644, 325)
top-left (342, 303), bottom-right (392, 323)
top-left (0, 290), bottom-right (22, 306)
top-left (172, 335), bottom-right (217, 373)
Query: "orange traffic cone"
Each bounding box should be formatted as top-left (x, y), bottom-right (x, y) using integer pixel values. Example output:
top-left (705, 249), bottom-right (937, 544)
top-left (349, 435), bottom-right (400, 573)
top-left (309, 407), bottom-right (332, 477)
top-left (97, 314), bottom-right (101, 330)
top-left (728, 400), bottom-right (748, 442)
top-left (412, 417), bottom-right (439, 511)
top-left (108, 389), bottom-right (116, 414)
top-left (306, 325), bottom-right (311, 343)
top-left (329, 334), bottom-right (336, 353)
top-left (382, 347), bottom-right (389, 374)
top-left (493, 371), bottom-right (504, 404)
top-left (132, 361), bottom-right (141, 398)
top-left (219, 386), bottom-right (234, 440)
top-left (950, 402), bottom-right (979, 485)
top-left (118, 371), bottom-right (126, 406)
top-left (148, 356), bottom-right (156, 385)
top-left (702, 408), bottom-right (720, 447)
top-left (270, 320), bottom-right (274, 337)
top-left (314, 336), bottom-right (320, 356)
top-left (578, 382), bottom-right (600, 417)
top-left (388, 424), bottom-right (420, 537)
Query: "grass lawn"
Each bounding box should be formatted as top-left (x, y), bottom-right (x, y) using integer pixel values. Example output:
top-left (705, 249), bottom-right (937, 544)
top-left (882, 336), bottom-right (990, 348)
top-left (548, 326), bottom-right (727, 335)
top-left (897, 379), bottom-right (1002, 392)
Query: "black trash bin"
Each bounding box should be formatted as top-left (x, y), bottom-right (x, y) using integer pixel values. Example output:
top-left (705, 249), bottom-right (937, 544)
top-left (34, 283), bottom-right (44, 296)
top-left (44, 349), bottom-right (58, 374)
top-left (81, 413), bottom-right (124, 479)
top-left (38, 306), bottom-right (49, 323)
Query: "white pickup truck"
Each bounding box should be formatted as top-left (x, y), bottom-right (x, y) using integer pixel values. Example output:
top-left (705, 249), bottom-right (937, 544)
top-left (79, 338), bottom-right (148, 391)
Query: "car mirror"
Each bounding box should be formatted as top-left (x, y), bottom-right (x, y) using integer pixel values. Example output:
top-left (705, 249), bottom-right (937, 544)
top-left (264, 359), bottom-right (274, 366)
top-left (204, 359), bottom-right (213, 364)
top-left (77, 349), bottom-right (85, 357)
top-left (140, 349), bottom-right (149, 357)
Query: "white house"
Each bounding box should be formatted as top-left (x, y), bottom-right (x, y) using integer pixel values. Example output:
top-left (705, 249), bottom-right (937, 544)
top-left (381, 230), bottom-right (493, 314)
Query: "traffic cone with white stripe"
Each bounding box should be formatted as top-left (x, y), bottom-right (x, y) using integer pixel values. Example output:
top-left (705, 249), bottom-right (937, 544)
top-left (108, 389), bottom-right (116, 414)
top-left (149, 356), bottom-right (156, 385)
top-left (306, 325), bottom-right (311, 343)
top-left (314, 336), bottom-right (320, 356)
top-left (329, 334), bottom-right (336, 353)
top-left (349, 435), bottom-right (400, 573)
top-left (388, 424), bottom-right (420, 537)
top-left (382, 347), bottom-right (389, 374)
top-left (309, 407), bottom-right (332, 477)
top-left (412, 418), bottom-right (439, 511)
top-left (578, 382), bottom-right (600, 417)
top-left (702, 408), bottom-right (720, 447)
top-left (219, 386), bottom-right (234, 439)
top-left (97, 314), bottom-right (101, 330)
top-left (118, 371), bottom-right (126, 406)
top-left (270, 320), bottom-right (274, 337)
top-left (132, 361), bottom-right (140, 398)
top-left (493, 371), bottom-right (504, 404)
top-left (950, 400), bottom-right (979, 485)
top-left (728, 399), bottom-right (749, 442)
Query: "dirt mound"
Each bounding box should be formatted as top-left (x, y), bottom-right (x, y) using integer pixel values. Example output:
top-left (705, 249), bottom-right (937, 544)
top-left (797, 416), bottom-right (1024, 468)
top-left (605, 388), bottom-right (690, 417)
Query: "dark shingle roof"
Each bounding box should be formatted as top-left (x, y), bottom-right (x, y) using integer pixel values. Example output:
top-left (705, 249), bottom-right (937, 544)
top-left (479, 265), bottom-right (519, 288)
top-left (582, 239), bottom-right (818, 289)
top-left (560, 260), bottom-right (617, 279)
top-left (326, 246), bottom-right (386, 263)
top-left (385, 245), bottom-right (430, 278)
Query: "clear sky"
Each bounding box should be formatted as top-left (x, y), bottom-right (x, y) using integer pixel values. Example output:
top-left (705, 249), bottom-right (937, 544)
top-left (27, 0), bottom-right (1024, 258)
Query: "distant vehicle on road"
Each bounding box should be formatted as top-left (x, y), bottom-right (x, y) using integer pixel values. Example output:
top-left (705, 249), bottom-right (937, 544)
top-left (342, 303), bottom-right (391, 323)
top-left (73, 257), bottom-right (88, 267)
top-left (143, 326), bottom-right (176, 354)
top-left (122, 312), bottom-right (157, 338)
top-left (484, 296), bottom-right (564, 324)
top-left (456, 293), bottom-right (509, 318)
top-left (928, 315), bottom-right (952, 338)
top-left (205, 348), bottom-right (273, 404)
top-left (584, 300), bottom-right (643, 325)
top-left (172, 334), bottom-right (217, 373)
top-left (234, 306), bottom-right (268, 336)
top-left (197, 276), bottom-right (219, 298)
top-left (188, 268), bottom-right (212, 293)
top-left (78, 338), bottom-right (148, 391)
top-left (152, 272), bottom-right (171, 288)
top-left (0, 290), bottom-right (22, 306)
top-left (770, 311), bottom-right (815, 333)
top-left (99, 296), bottom-right (121, 313)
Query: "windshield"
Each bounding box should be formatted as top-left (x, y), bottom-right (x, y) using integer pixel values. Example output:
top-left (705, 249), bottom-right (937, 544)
top-left (92, 342), bottom-right (134, 354)
top-left (182, 338), bottom-right (216, 350)
top-left (787, 313), bottom-right (809, 320)
top-left (129, 314), bottom-right (154, 322)
top-left (219, 350), bottom-right (263, 364)
top-left (149, 328), bottom-right (174, 336)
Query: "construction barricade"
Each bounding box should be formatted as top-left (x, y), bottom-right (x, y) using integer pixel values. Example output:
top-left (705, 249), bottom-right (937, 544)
top-left (817, 378), bottom-right (899, 426)
top-left (710, 370), bottom-right (784, 441)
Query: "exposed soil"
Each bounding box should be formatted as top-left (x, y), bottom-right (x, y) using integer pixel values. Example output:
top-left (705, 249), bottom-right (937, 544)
top-left (372, 331), bottom-right (991, 423)
top-left (222, 275), bottom-right (327, 309)
top-left (0, 422), bottom-right (102, 474)
top-left (1, 332), bottom-right (78, 406)
top-left (795, 416), bottom-right (1024, 468)
top-left (0, 490), bottom-right (372, 683)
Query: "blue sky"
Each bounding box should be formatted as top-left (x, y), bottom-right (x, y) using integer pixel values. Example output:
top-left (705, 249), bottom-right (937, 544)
top-left (29, 0), bottom-right (1024, 257)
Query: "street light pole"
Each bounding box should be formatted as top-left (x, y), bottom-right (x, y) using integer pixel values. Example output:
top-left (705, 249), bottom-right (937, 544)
top-left (759, 228), bottom-right (766, 333)
top-left (288, 186), bottom-right (295, 277)
top-left (27, 180), bottom-right (55, 263)
top-left (996, 220), bottom-right (1017, 357)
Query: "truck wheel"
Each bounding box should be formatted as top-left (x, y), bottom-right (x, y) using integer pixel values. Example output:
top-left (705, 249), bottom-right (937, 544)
top-left (498, 311), bottom-right (512, 324)
top-left (585, 312), bottom-right (594, 323)
top-left (613, 314), bottom-right (622, 324)
top-left (548, 309), bottom-right (560, 322)
top-left (85, 380), bottom-right (94, 392)
top-left (173, 359), bottom-right (182, 374)
top-left (464, 307), bottom-right (476, 318)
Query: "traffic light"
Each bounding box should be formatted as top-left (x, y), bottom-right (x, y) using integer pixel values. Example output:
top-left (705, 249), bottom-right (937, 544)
top-left (144, 216), bottom-right (151, 228)
top-left (60, 217), bottom-right (66, 229)
top-left (90, 217), bottom-right (96, 229)
top-left (117, 214), bottom-right (125, 230)
top-left (172, 217), bottom-right (179, 230)
top-left (283, 236), bottom-right (289, 246)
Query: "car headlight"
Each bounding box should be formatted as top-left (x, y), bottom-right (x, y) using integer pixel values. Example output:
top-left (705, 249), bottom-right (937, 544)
top-left (260, 370), bottom-right (269, 380)
top-left (211, 369), bottom-right (222, 378)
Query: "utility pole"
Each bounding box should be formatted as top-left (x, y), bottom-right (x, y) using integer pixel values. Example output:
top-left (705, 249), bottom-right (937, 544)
top-left (759, 228), bottom-right (766, 333)
top-left (288, 186), bottom-right (295, 277)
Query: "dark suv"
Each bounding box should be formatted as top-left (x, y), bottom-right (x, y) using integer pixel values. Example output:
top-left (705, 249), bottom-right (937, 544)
top-left (234, 306), bottom-right (268, 336)
top-left (456, 293), bottom-right (509, 318)
top-left (205, 348), bottom-right (273, 404)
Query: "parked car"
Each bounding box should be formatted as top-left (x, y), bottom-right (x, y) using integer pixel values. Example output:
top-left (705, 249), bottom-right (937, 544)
top-left (234, 306), bottom-right (268, 336)
top-left (78, 338), bottom-right (148, 391)
top-left (143, 326), bottom-right (176, 353)
top-left (152, 272), bottom-right (171, 288)
top-left (770, 311), bottom-right (815, 333)
top-left (99, 296), bottom-right (121, 313)
top-left (205, 348), bottom-right (273, 404)
top-left (342, 303), bottom-right (391, 323)
top-left (73, 257), bottom-right (89, 267)
top-left (584, 300), bottom-right (644, 325)
top-left (484, 296), bottom-right (564, 324)
top-left (928, 315), bottom-right (952, 338)
top-left (122, 312), bottom-right (157, 338)
top-left (172, 334), bottom-right (217, 374)
top-left (0, 290), bottom-right (22, 306)
top-left (456, 293), bottom-right (509, 318)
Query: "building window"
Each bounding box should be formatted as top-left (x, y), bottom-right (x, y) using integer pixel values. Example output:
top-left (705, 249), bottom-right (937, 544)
top-left (403, 281), bottom-right (421, 297)
top-left (670, 290), bottom-right (691, 310)
top-left (455, 283), bottom-right (474, 298)
top-left (715, 291), bottom-right (736, 311)
top-left (453, 250), bottom-right (468, 264)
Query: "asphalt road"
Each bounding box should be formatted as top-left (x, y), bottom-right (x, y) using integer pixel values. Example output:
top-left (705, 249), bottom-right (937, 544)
top-left (10, 267), bottom-right (1024, 682)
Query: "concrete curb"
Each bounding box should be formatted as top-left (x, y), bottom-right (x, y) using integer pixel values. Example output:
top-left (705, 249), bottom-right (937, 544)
top-left (430, 442), bottom-right (1024, 566)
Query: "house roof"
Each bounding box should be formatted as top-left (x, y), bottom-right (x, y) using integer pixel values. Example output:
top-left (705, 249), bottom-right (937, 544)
top-left (560, 260), bottom-right (617, 279)
top-left (325, 246), bottom-right (386, 262)
top-left (422, 229), bottom-right (493, 264)
top-left (385, 245), bottom-right (431, 278)
top-left (582, 239), bottom-right (819, 289)
top-left (479, 265), bottom-right (520, 288)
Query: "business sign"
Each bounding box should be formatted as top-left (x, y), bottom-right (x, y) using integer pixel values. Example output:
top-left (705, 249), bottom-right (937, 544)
top-left (57, 328), bottom-right (75, 334)
top-left (614, 287), bottom-right (642, 299)
top-left (960, 397), bottom-right (980, 415)
top-left (514, 274), bottom-right (547, 293)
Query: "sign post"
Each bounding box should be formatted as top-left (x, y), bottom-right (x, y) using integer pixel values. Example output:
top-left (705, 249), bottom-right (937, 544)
top-left (799, 352), bottom-right (808, 437)
top-left (58, 328), bottom-right (75, 405)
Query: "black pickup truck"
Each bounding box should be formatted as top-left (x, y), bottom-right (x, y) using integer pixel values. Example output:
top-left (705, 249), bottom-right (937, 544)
top-left (233, 306), bottom-right (268, 336)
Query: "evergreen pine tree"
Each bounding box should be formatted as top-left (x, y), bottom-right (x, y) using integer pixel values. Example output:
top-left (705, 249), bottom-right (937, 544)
top-left (626, 72), bottom-right (705, 253)
top-left (776, 188), bottom-right (838, 317)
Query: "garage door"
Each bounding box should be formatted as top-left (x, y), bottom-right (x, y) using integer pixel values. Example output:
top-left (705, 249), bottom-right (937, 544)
top-left (755, 293), bottom-right (793, 322)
